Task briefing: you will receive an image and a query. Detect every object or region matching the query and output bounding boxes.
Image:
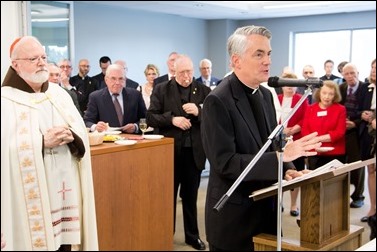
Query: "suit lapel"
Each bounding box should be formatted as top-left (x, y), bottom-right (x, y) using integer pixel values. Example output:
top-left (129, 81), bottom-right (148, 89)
top-left (259, 87), bottom-right (275, 134)
top-left (120, 88), bottom-right (128, 123)
top-left (231, 78), bottom-right (263, 147)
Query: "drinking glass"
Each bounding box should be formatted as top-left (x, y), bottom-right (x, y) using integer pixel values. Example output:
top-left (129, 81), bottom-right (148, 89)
top-left (139, 118), bottom-right (148, 137)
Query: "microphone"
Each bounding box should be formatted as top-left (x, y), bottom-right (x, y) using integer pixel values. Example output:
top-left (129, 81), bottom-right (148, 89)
top-left (267, 76), bottom-right (323, 88)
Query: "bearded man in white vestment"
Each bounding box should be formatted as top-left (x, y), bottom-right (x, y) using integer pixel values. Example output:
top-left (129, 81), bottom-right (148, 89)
top-left (1, 36), bottom-right (98, 251)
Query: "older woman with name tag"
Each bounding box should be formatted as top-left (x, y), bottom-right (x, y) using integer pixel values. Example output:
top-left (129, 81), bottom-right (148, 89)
top-left (301, 80), bottom-right (347, 169)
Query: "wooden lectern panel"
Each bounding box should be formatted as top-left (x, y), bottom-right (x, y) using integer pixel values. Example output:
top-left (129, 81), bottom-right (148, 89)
top-left (252, 158), bottom-right (375, 251)
top-left (300, 173), bottom-right (349, 245)
top-left (90, 136), bottom-right (174, 250)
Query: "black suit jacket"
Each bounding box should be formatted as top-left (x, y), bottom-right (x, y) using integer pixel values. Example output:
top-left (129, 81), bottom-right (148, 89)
top-left (69, 75), bottom-right (98, 114)
top-left (358, 82), bottom-right (375, 158)
top-left (153, 74), bottom-right (169, 85)
top-left (339, 82), bottom-right (364, 162)
top-left (146, 78), bottom-right (211, 169)
top-left (320, 74), bottom-right (341, 81)
top-left (126, 78), bottom-right (139, 89)
top-left (93, 72), bottom-right (106, 89)
top-left (84, 87), bottom-right (146, 129)
top-left (201, 73), bottom-right (290, 250)
top-left (65, 87), bottom-right (82, 117)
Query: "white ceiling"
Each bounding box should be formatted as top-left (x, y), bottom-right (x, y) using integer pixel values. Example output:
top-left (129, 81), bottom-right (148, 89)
top-left (80, 1), bottom-right (376, 20)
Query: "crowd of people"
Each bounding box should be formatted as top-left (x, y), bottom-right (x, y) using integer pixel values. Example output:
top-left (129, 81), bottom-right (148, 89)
top-left (1, 28), bottom-right (375, 251)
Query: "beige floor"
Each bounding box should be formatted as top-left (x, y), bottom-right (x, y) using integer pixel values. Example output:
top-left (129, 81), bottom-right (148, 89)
top-left (174, 173), bottom-right (373, 251)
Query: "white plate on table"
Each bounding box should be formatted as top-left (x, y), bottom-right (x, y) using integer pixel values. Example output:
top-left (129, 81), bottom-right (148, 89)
top-left (143, 134), bottom-right (164, 140)
top-left (315, 147), bottom-right (334, 153)
top-left (107, 127), bottom-right (122, 131)
top-left (114, 139), bottom-right (137, 146)
top-left (104, 130), bottom-right (122, 135)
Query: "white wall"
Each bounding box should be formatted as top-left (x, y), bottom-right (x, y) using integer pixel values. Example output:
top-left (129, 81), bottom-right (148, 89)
top-left (2, 2), bottom-right (375, 84)
top-left (73, 2), bottom-right (207, 84)
top-left (1, 1), bottom-right (24, 83)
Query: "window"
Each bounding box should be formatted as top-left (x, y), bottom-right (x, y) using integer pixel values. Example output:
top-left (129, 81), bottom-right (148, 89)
top-left (24, 1), bottom-right (73, 64)
top-left (293, 28), bottom-right (376, 80)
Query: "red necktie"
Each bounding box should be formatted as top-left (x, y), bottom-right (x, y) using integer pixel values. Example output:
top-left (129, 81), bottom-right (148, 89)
top-left (348, 88), bottom-right (353, 96)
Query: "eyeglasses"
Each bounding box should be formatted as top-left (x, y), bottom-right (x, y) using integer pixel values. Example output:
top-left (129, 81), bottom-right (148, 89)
top-left (59, 65), bottom-right (72, 69)
top-left (15, 55), bottom-right (47, 64)
top-left (109, 77), bottom-right (126, 83)
top-left (79, 65), bottom-right (90, 68)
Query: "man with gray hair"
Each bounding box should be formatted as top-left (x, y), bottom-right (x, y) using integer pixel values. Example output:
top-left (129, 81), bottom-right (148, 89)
top-left (147, 54), bottom-right (211, 250)
top-left (201, 25), bottom-right (322, 250)
top-left (1, 36), bottom-right (98, 250)
top-left (196, 58), bottom-right (220, 89)
top-left (114, 59), bottom-right (139, 89)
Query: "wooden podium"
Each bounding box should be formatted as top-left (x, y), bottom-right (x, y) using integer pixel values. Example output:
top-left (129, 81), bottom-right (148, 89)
top-left (251, 158), bottom-right (375, 251)
top-left (90, 135), bottom-right (174, 250)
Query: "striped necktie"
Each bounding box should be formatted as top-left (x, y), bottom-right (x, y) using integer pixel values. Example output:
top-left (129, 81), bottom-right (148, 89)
top-left (113, 94), bottom-right (123, 125)
top-left (348, 88), bottom-right (354, 96)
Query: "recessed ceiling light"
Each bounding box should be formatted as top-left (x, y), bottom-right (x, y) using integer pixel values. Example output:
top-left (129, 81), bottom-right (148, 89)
top-left (194, 3), bottom-right (204, 8)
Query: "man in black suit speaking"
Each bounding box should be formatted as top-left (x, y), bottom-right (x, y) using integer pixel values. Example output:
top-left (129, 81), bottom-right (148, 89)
top-left (201, 25), bottom-right (322, 251)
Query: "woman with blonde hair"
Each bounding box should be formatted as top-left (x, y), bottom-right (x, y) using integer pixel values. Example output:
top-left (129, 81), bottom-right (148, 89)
top-left (137, 64), bottom-right (160, 109)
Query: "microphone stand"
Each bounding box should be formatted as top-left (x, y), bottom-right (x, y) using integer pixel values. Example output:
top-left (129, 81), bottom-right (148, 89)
top-left (213, 86), bottom-right (314, 251)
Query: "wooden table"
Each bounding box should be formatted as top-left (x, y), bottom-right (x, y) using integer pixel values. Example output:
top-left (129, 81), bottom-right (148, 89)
top-left (90, 134), bottom-right (174, 250)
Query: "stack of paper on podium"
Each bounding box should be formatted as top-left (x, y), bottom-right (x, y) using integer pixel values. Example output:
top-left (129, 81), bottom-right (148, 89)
top-left (250, 159), bottom-right (367, 199)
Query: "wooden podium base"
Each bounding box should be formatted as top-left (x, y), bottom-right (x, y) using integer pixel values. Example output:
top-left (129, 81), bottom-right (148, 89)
top-left (253, 224), bottom-right (364, 251)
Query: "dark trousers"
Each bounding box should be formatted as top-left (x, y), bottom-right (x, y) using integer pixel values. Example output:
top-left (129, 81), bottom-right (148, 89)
top-left (58, 245), bottom-right (71, 251)
top-left (209, 243), bottom-right (229, 251)
top-left (174, 147), bottom-right (202, 243)
top-left (346, 130), bottom-right (365, 201)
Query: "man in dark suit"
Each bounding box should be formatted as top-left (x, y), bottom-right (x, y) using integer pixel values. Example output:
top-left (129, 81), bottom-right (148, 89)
top-left (147, 54), bottom-right (211, 250)
top-left (93, 56), bottom-right (112, 90)
top-left (319, 59), bottom-right (340, 81)
top-left (69, 59), bottom-right (98, 115)
top-left (126, 78), bottom-right (139, 89)
top-left (84, 64), bottom-right (146, 133)
top-left (339, 63), bottom-right (365, 209)
top-left (196, 58), bottom-right (220, 89)
top-left (358, 59), bottom-right (376, 222)
top-left (201, 25), bottom-right (321, 251)
top-left (47, 63), bottom-right (82, 116)
top-left (154, 51), bottom-right (178, 85)
top-left (114, 59), bottom-right (139, 89)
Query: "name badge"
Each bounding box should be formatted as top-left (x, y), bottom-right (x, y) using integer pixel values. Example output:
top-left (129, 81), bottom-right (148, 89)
top-left (317, 110), bottom-right (327, 117)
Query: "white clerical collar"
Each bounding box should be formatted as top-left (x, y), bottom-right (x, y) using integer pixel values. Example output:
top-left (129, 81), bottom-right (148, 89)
top-left (247, 86), bottom-right (259, 94)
